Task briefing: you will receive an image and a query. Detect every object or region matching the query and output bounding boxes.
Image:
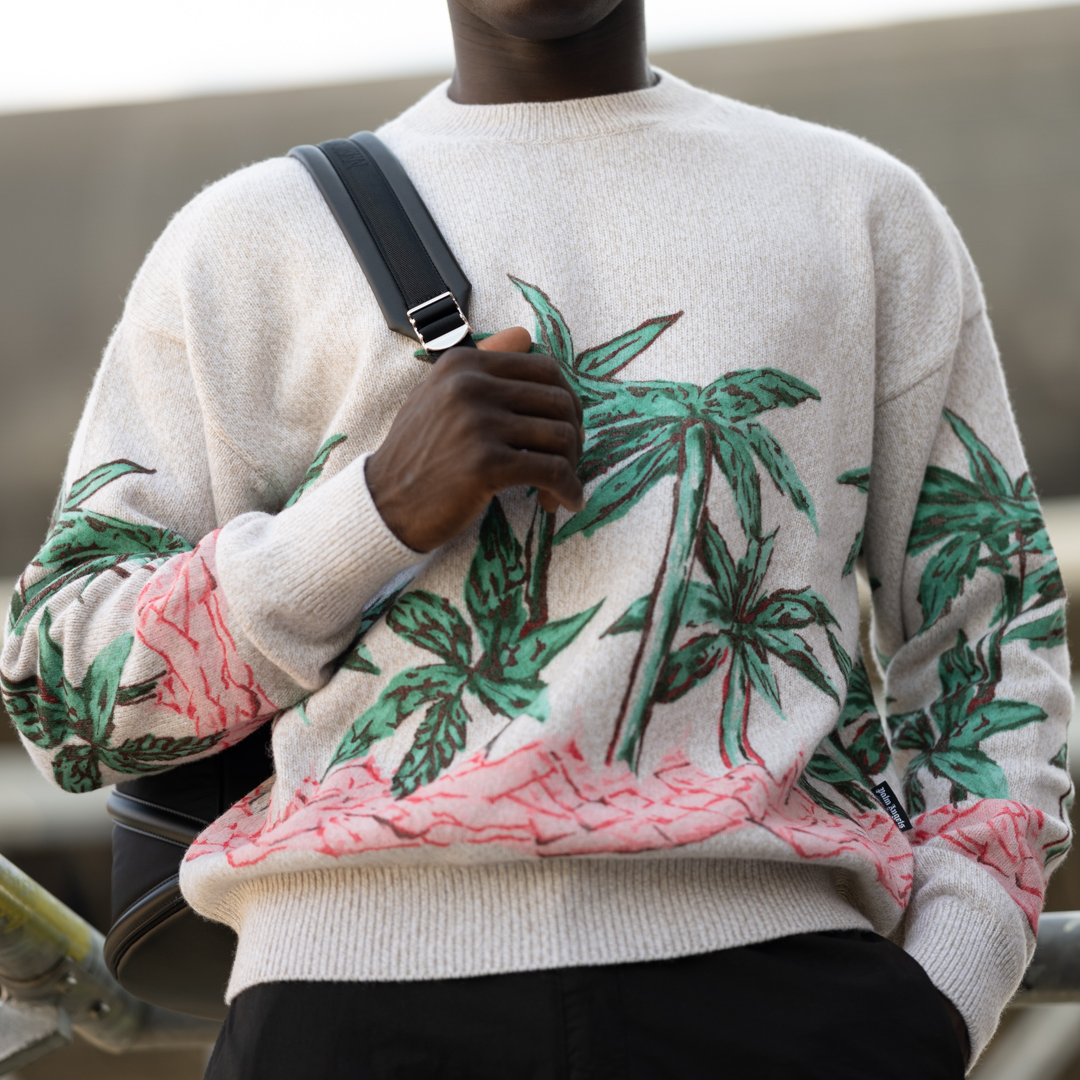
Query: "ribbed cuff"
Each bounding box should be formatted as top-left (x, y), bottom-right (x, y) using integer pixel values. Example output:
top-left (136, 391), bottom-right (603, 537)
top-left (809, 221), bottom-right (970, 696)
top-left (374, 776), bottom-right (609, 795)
top-left (902, 847), bottom-right (1033, 1066)
top-left (216, 453), bottom-right (423, 688)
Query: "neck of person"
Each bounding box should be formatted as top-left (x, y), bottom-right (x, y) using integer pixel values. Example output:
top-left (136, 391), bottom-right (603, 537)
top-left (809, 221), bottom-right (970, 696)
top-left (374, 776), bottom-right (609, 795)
top-left (447, 0), bottom-right (654, 105)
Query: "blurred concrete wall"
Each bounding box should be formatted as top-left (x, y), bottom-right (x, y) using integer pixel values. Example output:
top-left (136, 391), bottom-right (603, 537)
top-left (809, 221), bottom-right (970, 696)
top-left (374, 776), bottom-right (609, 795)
top-left (0, 4), bottom-right (1078, 576)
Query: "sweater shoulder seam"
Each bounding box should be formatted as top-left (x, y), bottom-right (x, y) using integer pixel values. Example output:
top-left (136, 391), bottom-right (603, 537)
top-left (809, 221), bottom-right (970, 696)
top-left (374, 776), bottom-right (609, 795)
top-left (121, 317), bottom-right (288, 499)
top-left (874, 306), bottom-right (983, 409)
top-left (122, 313), bottom-right (186, 346)
top-left (874, 359), bottom-right (949, 409)
top-left (200, 408), bottom-right (288, 501)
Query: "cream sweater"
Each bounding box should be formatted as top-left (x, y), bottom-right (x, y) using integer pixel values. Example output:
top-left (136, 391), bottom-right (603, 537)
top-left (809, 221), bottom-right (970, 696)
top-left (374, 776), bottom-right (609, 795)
top-left (2, 72), bottom-right (1072, 1059)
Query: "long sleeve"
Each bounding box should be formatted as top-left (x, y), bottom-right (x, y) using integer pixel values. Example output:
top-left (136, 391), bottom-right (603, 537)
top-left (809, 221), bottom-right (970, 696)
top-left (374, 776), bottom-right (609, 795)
top-left (1, 163), bottom-right (422, 795)
top-left (863, 207), bottom-right (1073, 1058)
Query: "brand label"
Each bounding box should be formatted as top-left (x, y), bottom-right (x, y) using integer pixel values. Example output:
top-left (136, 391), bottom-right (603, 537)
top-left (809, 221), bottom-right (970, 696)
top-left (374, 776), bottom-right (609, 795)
top-left (871, 781), bottom-right (913, 832)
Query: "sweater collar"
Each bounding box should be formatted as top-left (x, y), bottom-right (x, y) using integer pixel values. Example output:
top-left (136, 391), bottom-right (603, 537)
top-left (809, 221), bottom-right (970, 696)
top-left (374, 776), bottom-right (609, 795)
top-left (385, 69), bottom-right (712, 144)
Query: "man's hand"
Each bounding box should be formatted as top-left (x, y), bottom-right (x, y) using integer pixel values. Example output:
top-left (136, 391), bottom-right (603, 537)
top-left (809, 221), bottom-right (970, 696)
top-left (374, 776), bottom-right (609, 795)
top-left (366, 327), bottom-right (585, 553)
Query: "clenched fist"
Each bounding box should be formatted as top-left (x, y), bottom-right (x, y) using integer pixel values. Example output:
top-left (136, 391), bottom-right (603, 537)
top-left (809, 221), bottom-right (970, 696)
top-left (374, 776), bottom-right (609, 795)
top-left (366, 327), bottom-right (585, 553)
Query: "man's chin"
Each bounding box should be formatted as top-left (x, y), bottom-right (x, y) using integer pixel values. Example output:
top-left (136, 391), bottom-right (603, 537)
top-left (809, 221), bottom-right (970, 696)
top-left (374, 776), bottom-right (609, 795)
top-left (449, 0), bottom-right (629, 42)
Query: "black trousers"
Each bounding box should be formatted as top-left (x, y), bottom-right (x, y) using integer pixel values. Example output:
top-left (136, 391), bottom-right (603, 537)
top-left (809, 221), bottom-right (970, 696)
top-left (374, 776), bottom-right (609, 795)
top-left (204, 931), bottom-right (966, 1080)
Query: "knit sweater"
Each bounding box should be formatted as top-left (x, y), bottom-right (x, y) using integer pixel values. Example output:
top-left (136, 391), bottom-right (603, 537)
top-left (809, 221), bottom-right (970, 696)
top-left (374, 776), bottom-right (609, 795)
top-left (2, 72), bottom-right (1072, 1059)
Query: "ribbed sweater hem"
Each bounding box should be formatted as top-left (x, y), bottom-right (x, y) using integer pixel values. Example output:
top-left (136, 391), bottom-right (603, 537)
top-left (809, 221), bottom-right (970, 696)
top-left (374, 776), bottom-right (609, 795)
top-left (218, 858), bottom-right (871, 1001)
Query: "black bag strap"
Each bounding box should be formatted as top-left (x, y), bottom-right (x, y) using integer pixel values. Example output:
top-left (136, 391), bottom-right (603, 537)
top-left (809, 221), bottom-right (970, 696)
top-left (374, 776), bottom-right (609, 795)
top-left (289, 132), bottom-right (474, 358)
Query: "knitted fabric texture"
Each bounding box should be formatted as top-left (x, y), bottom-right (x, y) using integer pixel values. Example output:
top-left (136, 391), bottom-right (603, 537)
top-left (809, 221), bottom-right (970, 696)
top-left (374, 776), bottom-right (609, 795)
top-left (2, 72), bottom-right (1072, 1060)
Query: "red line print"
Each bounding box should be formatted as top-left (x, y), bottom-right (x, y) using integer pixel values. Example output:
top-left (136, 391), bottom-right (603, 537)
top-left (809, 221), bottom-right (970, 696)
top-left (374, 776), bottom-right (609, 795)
top-left (187, 738), bottom-right (915, 911)
top-left (135, 530), bottom-right (276, 735)
top-left (188, 741), bottom-right (1053, 932)
top-left (913, 801), bottom-right (1050, 932)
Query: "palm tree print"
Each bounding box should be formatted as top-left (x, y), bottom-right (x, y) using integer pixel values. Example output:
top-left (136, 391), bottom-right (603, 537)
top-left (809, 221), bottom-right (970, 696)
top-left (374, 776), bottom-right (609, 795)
top-left (887, 625), bottom-right (1045, 814)
top-left (908, 411), bottom-right (1063, 638)
top-left (284, 434), bottom-right (347, 508)
top-left (336, 584), bottom-right (408, 678)
top-left (800, 661), bottom-right (890, 819)
top-left (837, 467), bottom-right (870, 577)
top-left (509, 278), bottom-right (824, 769)
top-left (279, 585), bottom-right (408, 734)
top-left (9, 460), bottom-right (192, 637)
top-left (887, 409), bottom-right (1063, 817)
top-left (3, 442), bottom-right (358, 791)
top-left (606, 524), bottom-right (846, 768)
top-left (1046, 743), bottom-right (1074, 865)
top-left (10, 436), bottom-right (355, 640)
top-left (1, 608), bottom-right (223, 792)
top-left (327, 498), bottom-right (600, 796)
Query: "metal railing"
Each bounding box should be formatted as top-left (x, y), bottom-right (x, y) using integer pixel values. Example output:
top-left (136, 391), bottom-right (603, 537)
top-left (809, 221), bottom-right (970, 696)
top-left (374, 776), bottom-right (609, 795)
top-left (0, 853), bottom-right (218, 1075)
top-left (1018, 912), bottom-right (1080, 1003)
top-left (3, 848), bottom-right (1080, 1075)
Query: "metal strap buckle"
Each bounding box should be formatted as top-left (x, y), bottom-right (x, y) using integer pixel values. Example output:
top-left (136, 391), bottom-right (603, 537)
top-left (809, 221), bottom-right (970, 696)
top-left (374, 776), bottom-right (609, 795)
top-left (406, 291), bottom-right (471, 353)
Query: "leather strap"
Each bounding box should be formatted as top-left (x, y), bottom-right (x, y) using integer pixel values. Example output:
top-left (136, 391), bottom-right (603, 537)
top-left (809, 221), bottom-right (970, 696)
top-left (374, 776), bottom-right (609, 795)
top-left (289, 132), bottom-right (475, 359)
top-left (107, 789), bottom-right (205, 846)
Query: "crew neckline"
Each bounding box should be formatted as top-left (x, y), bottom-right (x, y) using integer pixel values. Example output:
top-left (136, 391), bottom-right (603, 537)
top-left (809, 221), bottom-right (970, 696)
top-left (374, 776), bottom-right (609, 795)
top-left (382, 68), bottom-right (715, 145)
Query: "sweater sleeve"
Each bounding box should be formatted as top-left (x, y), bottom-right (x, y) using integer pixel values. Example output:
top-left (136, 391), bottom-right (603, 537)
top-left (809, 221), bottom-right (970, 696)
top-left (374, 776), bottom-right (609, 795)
top-left (862, 178), bottom-right (1073, 1060)
top-left (0, 180), bottom-right (422, 796)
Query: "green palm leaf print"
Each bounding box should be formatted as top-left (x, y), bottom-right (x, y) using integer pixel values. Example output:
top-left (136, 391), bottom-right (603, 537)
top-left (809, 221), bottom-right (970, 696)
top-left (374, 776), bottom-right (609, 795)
top-left (1, 607), bottom-right (222, 792)
top-left (697, 525), bottom-right (841, 767)
top-left (801, 661), bottom-right (890, 817)
top-left (327, 498), bottom-right (600, 796)
top-left (64, 460), bottom-right (156, 511)
top-left (908, 411), bottom-right (1060, 633)
top-left (9, 460), bottom-right (192, 636)
top-left (837, 467), bottom-right (870, 577)
top-left (836, 468), bottom-right (870, 496)
top-left (1, 608), bottom-right (69, 750)
top-left (508, 278), bottom-right (823, 770)
top-left (606, 524), bottom-right (845, 769)
top-left (337, 586), bottom-right (407, 677)
top-left (888, 626), bottom-right (1046, 813)
top-left (284, 434), bottom-right (348, 509)
top-left (555, 369), bottom-right (820, 543)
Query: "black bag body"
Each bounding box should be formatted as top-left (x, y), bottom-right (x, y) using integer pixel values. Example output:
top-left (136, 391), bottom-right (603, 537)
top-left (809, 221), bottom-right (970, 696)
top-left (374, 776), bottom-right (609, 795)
top-left (104, 725), bottom-right (274, 1020)
top-left (102, 131), bottom-right (474, 1019)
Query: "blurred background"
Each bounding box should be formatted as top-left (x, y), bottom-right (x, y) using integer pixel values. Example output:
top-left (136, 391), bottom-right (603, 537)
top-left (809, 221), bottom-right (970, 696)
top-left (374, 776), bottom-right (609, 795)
top-left (1, 1), bottom-right (1079, 1077)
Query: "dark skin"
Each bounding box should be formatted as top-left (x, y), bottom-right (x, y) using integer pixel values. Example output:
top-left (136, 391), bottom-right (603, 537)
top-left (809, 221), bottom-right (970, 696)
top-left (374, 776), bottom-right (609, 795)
top-left (364, 3), bottom-right (970, 1066)
top-left (367, 326), bottom-right (585, 553)
top-left (446, 0), bottom-right (653, 105)
top-left (366, 0), bottom-right (654, 551)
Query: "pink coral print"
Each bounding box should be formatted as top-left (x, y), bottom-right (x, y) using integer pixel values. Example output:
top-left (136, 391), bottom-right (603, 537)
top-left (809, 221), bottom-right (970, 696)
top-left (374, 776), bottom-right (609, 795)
top-left (913, 801), bottom-right (1052, 931)
top-left (187, 738), bottom-right (914, 910)
top-left (136, 529), bottom-right (277, 735)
